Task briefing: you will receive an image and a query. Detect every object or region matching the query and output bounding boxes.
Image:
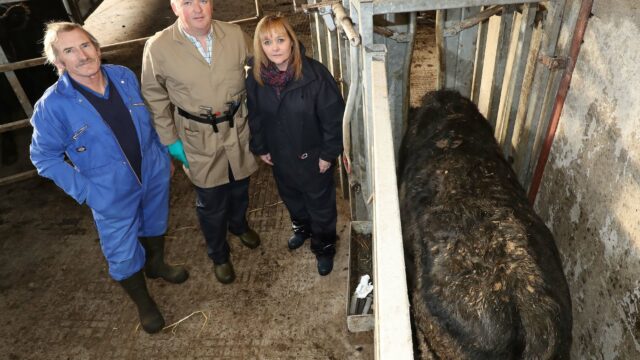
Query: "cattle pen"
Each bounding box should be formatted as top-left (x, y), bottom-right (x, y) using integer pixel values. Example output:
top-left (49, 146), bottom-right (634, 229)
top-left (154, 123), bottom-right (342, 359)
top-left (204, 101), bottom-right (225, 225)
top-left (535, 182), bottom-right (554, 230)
top-left (2, 0), bottom-right (640, 359)
top-left (304, 0), bottom-right (590, 357)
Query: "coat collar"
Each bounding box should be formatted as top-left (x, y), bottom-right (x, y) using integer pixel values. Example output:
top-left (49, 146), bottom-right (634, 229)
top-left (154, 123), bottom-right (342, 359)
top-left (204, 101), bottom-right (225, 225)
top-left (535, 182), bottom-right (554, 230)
top-left (55, 64), bottom-right (125, 98)
top-left (171, 19), bottom-right (226, 42)
top-left (171, 19), bottom-right (226, 66)
top-left (280, 55), bottom-right (317, 95)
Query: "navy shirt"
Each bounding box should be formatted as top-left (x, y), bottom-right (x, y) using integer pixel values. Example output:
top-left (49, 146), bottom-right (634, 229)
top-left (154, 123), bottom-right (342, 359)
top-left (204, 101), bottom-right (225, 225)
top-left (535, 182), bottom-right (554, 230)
top-left (71, 74), bottom-right (142, 182)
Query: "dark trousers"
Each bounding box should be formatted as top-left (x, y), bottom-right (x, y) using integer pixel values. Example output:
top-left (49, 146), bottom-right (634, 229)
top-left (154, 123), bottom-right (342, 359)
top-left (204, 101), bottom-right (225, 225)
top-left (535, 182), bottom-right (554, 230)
top-left (194, 171), bottom-right (250, 264)
top-left (273, 169), bottom-right (337, 256)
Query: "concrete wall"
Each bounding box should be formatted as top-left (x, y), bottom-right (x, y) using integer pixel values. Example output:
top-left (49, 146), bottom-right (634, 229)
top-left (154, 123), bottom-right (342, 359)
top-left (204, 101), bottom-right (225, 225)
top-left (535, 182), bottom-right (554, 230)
top-left (534, 0), bottom-right (640, 358)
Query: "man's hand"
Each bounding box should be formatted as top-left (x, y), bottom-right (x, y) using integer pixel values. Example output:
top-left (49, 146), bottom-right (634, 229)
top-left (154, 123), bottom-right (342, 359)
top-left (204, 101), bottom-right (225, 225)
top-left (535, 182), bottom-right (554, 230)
top-left (319, 158), bottom-right (331, 173)
top-left (167, 139), bottom-right (189, 169)
top-left (260, 153), bottom-right (274, 166)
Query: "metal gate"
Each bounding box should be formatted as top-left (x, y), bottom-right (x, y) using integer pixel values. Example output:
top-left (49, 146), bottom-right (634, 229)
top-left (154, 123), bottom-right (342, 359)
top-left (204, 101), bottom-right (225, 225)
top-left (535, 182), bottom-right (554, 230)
top-left (303, 0), bottom-right (588, 357)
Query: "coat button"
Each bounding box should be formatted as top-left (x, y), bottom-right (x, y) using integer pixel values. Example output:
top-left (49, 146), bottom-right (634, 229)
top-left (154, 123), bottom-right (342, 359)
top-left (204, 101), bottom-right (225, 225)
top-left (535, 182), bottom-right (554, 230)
top-left (299, 153), bottom-right (308, 159)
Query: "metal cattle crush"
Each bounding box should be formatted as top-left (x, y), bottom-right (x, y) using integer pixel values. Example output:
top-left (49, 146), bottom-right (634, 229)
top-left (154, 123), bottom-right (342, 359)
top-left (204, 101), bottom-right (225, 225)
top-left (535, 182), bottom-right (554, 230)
top-left (302, 0), bottom-right (587, 357)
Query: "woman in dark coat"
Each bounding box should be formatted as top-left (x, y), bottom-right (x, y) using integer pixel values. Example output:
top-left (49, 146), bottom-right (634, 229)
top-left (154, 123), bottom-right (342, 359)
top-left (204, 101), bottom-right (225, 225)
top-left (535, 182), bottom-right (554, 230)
top-left (246, 15), bottom-right (344, 276)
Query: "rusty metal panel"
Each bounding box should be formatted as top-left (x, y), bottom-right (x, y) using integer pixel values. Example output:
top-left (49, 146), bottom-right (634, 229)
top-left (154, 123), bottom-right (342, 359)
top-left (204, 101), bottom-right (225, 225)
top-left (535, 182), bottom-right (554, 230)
top-left (510, 20), bottom-right (543, 173)
top-left (516, 0), bottom-right (567, 187)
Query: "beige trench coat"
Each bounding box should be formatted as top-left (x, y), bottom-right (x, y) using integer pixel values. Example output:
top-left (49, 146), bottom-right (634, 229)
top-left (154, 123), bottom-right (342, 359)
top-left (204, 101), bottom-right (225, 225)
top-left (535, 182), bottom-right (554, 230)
top-left (141, 20), bottom-right (257, 188)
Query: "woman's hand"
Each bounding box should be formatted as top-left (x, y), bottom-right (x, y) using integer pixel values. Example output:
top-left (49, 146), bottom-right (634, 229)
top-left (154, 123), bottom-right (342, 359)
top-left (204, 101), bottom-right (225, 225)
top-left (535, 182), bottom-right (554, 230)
top-left (319, 158), bottom-right (331, 173)
top-left (260, 153), bottom-right (274, 166)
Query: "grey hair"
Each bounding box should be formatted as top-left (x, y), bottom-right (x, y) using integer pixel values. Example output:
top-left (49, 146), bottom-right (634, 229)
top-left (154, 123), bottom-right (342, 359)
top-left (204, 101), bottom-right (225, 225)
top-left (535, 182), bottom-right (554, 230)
top-left (42, 22), bottom-right (100, 75)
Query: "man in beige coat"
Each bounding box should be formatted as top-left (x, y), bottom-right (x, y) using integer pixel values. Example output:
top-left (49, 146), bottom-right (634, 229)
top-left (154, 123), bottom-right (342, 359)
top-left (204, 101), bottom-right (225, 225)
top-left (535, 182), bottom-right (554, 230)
top-left (141, 0), bottom-right (259, 284)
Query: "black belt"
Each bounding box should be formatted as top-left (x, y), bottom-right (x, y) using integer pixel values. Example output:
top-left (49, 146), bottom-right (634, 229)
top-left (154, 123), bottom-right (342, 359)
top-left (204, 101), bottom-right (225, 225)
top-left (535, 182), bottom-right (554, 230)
top-left (178, 101), bottom-right (240, 133)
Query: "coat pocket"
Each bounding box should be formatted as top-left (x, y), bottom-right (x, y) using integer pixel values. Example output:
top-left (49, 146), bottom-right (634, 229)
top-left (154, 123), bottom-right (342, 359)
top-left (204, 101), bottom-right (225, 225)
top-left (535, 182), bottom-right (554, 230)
top-left (84, 161), bottom-right (139, 218)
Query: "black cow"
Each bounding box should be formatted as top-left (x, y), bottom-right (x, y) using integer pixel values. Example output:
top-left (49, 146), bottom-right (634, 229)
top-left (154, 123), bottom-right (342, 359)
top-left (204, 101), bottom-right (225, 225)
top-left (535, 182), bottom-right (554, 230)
top-left (398, 90), bottom-right (572, 359)
top-left (0, 2), bottom-right (66, 166)
top-left (0, 4), bottom-right (30, 165)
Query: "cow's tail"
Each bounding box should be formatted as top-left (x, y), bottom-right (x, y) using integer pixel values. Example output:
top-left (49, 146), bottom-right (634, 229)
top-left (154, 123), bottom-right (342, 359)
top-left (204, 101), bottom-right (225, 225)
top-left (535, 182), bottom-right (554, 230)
top-left (512, 263), bottom-right (565, 359)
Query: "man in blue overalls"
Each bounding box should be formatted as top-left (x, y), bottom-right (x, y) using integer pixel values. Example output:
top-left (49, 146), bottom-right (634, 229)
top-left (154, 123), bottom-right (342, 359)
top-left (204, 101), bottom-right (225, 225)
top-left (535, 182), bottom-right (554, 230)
top-left (30, 22), bottom-right (187, 334)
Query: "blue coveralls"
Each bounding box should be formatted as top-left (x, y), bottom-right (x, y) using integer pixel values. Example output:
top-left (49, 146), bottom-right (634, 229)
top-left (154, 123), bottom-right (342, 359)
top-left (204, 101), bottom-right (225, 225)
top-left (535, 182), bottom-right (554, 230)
top-left (30, 64), bottom-right (170, 281)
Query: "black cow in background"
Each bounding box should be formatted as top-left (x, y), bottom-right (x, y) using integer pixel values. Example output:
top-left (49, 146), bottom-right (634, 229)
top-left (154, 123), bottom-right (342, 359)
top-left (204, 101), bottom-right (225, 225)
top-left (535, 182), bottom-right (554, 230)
top-left (398, 90), bottom-right (572, 359)
top-left (0, 4), bottom-right (29, 165)
top-left (0, 2), bottom-right (66, 167)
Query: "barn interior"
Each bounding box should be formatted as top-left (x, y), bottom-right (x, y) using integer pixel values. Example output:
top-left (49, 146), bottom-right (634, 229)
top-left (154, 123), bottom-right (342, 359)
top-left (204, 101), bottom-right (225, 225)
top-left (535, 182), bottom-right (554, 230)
top-left (1, 0), bottom-right (640, 359)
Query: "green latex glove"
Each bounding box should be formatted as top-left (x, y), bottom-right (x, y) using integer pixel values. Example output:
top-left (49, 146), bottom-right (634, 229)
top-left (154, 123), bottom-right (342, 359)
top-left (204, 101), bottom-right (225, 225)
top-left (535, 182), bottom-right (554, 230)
top-left (167, 139), bottom-right (189, 169)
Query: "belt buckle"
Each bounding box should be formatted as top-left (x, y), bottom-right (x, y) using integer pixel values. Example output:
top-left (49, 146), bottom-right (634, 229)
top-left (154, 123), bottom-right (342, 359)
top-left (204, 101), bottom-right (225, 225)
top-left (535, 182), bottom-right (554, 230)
top-left (198, 105), bottom-right (219, 133)
top-left (199, 105), bottom-right (213, 119)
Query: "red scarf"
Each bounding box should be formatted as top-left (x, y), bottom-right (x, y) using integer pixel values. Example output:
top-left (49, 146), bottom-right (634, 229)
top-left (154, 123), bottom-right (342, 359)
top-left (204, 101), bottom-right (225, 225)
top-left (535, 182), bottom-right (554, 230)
top-left (260, 62), bottom-right (294, 97)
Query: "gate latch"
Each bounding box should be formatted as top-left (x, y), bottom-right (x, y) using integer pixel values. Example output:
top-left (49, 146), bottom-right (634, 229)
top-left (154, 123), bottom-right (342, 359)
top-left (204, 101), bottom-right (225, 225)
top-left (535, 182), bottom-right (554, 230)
top-left (538, 55), bottom-right (569, 70)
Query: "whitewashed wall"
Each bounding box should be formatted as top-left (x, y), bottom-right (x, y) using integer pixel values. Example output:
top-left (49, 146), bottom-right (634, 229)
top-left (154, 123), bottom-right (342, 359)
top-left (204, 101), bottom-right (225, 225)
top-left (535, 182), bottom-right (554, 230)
top-left (535, 1), bottom-right (640, 358)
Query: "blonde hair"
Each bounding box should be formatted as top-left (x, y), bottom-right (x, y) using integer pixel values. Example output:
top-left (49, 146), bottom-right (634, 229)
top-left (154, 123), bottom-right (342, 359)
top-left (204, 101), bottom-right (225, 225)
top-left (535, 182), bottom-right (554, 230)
top-left (252, 15), bottom-right (302, 86)
top-left (42, 22), bottom-right (100, 75)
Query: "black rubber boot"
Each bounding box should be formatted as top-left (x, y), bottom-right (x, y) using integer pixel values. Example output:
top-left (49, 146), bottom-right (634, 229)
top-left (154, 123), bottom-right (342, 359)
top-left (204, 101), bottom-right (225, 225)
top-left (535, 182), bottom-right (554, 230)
top-left (236, 228), bottom-right (261, 249)
top-left (311, 233), bottom-right (336, 276)
top-left (288, 220), bottom-right (312, 250)
top-left (213, 260), bottom-right (236, 284)
top-left (139, 236), bottom-right (189, 284)
top-left (119, 270), bottom-right (165, 334)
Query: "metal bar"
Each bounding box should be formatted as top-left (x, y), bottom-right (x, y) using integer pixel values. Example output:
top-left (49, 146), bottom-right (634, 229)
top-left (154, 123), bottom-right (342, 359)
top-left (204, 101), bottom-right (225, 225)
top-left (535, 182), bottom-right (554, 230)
top-left (471, 6), bottom-right (489, 103)
top-left (445, 5), bottom-right (503, 36)
top-left (0, 170), bottom-right (38, 187)
top-left (509, 22), bottom-right (542, 172)
top-left (310, 2), bottom-right (326, 63)
top-left (336, 20), bottom-right (350, 200)
top-left (0, 0), bottom-right (29, 5)
top-left (496, 3), bottom-right (537, 157)
top-left (454, 6), bottom-right (481, 97)
top-left (298, 0), bottom-right (340, 12)
top-left (346, 0), bottom-right (370, 221)
top-left (528, 0), bottom-right (593, 203)
top-left (357, 0), bottom-right (375, 216)
top-left (0, 119), bottom-right (29, 134)
top-left (441, 8), bottom-right (462, 90)
top-left (367, 47), bottom-right (413, 360)
top-left (372, 0), bottom-right (542, 15)
top-left (0, 37), bottom-right (148, 74)
top-left (517, 0), bottom-right (566, 187)
top-left (0, 0), bottom-right (262, 74)
top-left (333, 3), bottom-right (361, 46)
top-left (0, 46), bottom-right (33, 117)
top-left (435, 9), bottom-right (445, 89)
top-left (487, 5), bottom-right (516, 127)
top-left (376, 12), bottom-right (413, 155)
